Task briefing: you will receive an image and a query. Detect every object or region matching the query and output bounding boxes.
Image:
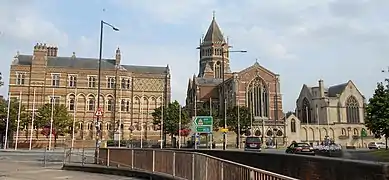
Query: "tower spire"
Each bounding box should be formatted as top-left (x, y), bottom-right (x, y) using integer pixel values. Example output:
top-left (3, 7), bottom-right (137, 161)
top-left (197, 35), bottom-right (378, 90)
top-left (212, 10), bottom-right (216, 20)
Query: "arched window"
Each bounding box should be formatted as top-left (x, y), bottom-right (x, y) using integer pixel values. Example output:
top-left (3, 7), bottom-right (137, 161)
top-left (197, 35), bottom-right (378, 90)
top-left (68, 94), bottom-right (75, 111)
top-left (353, 128), bottom-right (359, 135)
top-left (214, 61), bottom-right (222, 79)
top-left (301, 98), bottom-right (312, 124)
top-left (291, 119), bottom-right (296, 133)
top-left (107, 96), bottom-right (113, 111)
top-left (346, 96), bottom-right (360, 123)
top-left (88, 95), bottom-right (95, 111)
top-left (341, 128), bottom-right (347, 135)
top-left (248, 77), bottom-right (269, 117)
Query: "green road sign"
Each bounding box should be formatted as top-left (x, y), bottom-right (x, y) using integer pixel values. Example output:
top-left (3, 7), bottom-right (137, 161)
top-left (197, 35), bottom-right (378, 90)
top-left (196, 126), bottom-right (211, 133)
top-left (361, 129), bottom-right (367, 137)
top-left (194, 116), bottom-right (213, 126)
top-left (193, 116), bottom-right (213, 133)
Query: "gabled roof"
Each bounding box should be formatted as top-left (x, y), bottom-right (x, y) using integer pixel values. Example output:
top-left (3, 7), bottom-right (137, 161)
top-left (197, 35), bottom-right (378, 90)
top-left (327, 82), bottom-right (348, 97)
top-left (13, 55), bottom-right (168, 74)
top-left (238, 62), bottom-right (277, 77)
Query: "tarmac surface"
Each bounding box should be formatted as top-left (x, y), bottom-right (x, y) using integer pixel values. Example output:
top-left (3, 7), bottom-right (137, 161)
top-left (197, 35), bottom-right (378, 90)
top-left (0, 149), bottom-right (142, 180)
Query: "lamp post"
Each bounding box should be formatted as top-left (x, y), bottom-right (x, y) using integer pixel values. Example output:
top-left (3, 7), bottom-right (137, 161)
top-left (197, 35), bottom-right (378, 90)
top-left (221, 43), bottom-right (246, 150)
top-left (95, 20), bottom-right (119, 163)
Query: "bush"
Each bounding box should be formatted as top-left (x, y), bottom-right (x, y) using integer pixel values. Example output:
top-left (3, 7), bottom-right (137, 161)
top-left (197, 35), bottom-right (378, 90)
top-left (106, 140), bottom-right (128, 147)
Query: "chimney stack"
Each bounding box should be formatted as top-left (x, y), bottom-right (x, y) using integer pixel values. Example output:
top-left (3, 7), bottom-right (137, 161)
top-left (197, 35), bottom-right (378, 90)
top-left (319, 79), bottom-right (324, 97)
top-left (47, 46), bottom-right (58, 57)
top-left (33, 43), bottom-right (58, 57)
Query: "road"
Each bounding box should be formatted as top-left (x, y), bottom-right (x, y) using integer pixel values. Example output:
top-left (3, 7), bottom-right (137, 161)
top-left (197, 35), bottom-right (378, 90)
top-left (0, 149), bottom-right (142, 180)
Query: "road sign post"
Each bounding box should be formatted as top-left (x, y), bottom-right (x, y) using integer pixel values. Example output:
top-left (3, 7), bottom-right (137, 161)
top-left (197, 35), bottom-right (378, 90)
top-left (192, 116), bottom-right (213, 149)
top-left (361, 129), bottom-right (367, 148)
top-left (193, 116), bottom-right (213, 133)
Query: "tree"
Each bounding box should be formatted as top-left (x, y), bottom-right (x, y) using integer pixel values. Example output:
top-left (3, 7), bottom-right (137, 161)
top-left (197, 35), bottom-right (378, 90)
top-left (196, 102), bottom-right (220, 130)
top-left (224, 106), bottom-right (252, 133)
top-left (0, 98), bottom-right (29, 135)
top-left (152, 101), bottom-right (190, 144)
top-left (365, 80), bottom-right (389, 149)
top-left (223, 105), bottom-right (252, 148)
top-left (35, 103), bottom-right (72, 147)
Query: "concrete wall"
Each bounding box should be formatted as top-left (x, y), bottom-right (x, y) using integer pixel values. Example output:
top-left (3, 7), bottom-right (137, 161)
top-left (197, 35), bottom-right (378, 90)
top-left (180, 149), bottom-right (389, 180)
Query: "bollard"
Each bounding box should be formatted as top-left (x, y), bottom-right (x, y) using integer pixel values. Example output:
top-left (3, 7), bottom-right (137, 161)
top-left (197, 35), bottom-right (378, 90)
top-left (43, 147), bottom-right (47, 167)
top-left (82, 148), bottom-right (85, 166)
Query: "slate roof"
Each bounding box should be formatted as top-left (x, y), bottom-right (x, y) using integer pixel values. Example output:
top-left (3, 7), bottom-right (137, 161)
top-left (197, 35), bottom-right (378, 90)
top-left (194, 77), bottom-right (223, 86)
top-left (203, 17), bottom-right (225, 43)
top-left (13, 55), bottom-right (168, 74)
top-left (327, 83), bottom-right (348, 97)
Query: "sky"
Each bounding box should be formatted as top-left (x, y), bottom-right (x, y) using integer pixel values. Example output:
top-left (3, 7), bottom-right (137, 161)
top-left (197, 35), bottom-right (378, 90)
top-left (1, 0), bottom-right (388, 112)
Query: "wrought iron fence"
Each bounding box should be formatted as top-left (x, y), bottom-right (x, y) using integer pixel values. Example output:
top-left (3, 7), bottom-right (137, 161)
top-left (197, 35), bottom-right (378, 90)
top-left (63, 148), bottom-right (298, 180)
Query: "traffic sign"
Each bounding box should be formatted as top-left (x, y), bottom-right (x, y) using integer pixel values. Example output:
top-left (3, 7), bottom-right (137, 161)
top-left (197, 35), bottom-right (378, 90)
top-left (361, 129), bottom-right (367, 137)
top-left (193, 116), bottom-right (213, 133)
top-left (194, 116), bottom-right (213, 126)
top-left (95, 107), bottom-right (103, 116)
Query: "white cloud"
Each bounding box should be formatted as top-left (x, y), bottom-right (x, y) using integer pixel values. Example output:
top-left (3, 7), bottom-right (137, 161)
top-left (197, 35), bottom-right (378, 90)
top-left (113, 0), bottom-right (389, 110)
top-left (0, 1), bottom-right (68, 46)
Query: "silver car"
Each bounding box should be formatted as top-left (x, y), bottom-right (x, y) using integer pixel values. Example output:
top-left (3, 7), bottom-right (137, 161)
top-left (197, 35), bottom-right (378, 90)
top-left (368, 142), bottom-right (386, 149)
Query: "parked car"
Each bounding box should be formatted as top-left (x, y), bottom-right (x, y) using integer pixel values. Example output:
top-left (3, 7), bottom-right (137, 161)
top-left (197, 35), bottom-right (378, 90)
top-left (244, 136), bottom-right (262, 152)
top-left (368, 142), bottom-right (386, 149)
top-left (285, 142), bottom-right (315, 155)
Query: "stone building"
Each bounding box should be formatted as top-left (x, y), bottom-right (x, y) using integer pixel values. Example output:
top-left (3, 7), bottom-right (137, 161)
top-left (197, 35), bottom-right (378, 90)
top-left (8, 43), bottom-right (171, 144)
top-left (285, 80), bottom-right (376, 147)
top-left (185, 15), bottom-right (285, 145)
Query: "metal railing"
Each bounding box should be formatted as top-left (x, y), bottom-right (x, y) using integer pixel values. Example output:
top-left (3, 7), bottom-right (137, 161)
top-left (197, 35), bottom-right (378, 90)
top-left (63, 148), bottom-right (298, 180)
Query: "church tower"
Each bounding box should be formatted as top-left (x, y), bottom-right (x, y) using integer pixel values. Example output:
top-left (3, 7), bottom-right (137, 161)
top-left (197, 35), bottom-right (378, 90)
top-left (197, 12), bottom-right (231, 78)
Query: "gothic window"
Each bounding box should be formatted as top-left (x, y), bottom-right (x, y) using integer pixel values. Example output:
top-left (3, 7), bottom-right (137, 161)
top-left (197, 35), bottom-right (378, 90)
top-left (346, 96), bottom-right (360, 123)
top-left (88, 95), bottom-right (95, 111)
top-left (69, 94), bottom-right (75, 111)
top-left (301, 98), bottom-right (312, 124)
top-left (247, 77), bottom-right (269, 117)
top-left (291, 119), bottom-right (296, 133)
top-left (107, 96), bottom-right (113, 111)
top-left (214, 61), bottom-right (222, 79)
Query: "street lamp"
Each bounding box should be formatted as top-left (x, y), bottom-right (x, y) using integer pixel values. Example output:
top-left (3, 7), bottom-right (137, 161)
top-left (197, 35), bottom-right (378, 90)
top-left (95, 20), bottom-right (119, 163)
top-left (221, 43), bottom-right (246, 150)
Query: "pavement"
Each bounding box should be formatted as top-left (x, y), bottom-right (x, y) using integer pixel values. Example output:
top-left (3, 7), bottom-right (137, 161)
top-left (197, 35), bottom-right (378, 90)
top-left (0, 149), bottom-right (142, 180)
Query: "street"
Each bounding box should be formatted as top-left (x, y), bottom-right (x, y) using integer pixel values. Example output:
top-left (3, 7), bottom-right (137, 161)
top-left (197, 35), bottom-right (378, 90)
top-left (0, 149), bottom-right (141, 180)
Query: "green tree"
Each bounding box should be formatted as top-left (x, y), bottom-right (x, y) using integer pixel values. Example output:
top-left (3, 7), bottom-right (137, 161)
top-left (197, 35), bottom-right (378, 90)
top-left (224, 106), bottom-right (252, 133)
top-left (35, 103), bottom-right (72, 146)
top-left (365, 81), bottom-right (389, 149)
top-left (152, 101), bottom-right (189, 143)
top-left (196, 102), bottom-right (220, 130)
top-left (0, 98), bottom-right (29, 133)
top-left (224, 105), bottom-right (252, 148)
